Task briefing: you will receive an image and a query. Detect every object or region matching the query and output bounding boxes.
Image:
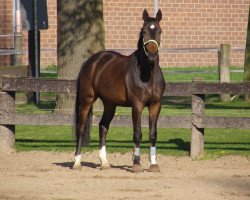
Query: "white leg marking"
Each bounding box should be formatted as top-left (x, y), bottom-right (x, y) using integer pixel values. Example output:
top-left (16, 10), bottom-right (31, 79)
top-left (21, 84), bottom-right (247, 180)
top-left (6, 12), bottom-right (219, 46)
top-left (99, 146), bottom-right (109, 165)
top-left (132, 147), bottom-right (140, 162)
top-left (150, 147), bottom-right (157, 164)
top-left (134, 147), bottom-right (140, 156)
top-left (99, 146), bottom-right (107, 158)
top-left (74, 154), bottom-right (81, 165)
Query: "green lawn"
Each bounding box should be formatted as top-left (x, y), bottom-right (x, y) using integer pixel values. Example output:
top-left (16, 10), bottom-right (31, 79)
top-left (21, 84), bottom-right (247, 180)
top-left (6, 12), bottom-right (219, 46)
top-left (163, 66), bottom-right (244, 82)
top-left (15, 66), bottom-right (250, 158)
top-left (16, 125), bottom-right (250, 159)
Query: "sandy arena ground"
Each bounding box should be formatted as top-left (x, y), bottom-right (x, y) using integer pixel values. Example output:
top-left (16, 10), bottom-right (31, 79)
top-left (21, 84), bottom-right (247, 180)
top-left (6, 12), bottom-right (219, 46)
top-left (0, 151), bottom-right (249, 200)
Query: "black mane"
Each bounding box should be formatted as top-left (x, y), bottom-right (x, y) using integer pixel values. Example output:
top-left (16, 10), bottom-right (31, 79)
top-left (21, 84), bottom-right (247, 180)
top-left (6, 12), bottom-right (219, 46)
top-left (137, 29), bottom-right (144, 50)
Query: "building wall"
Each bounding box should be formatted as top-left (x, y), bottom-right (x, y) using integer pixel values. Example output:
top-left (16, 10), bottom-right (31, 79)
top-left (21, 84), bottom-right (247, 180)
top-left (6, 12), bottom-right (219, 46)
top-left (0, 0), bottom-right (14, 66)
top-left (103, 0), bottom-right (250, 67)
top-left (0, 0), bottom-right (57, 67)
top-left (0, 0), bottom-right (249, 68)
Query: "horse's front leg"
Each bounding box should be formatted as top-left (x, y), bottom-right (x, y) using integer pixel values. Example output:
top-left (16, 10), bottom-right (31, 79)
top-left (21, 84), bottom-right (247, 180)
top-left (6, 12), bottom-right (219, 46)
top-left (131, 103), bottom-right (144, 173)
top-left (148, 102), bottom-right (161, 172)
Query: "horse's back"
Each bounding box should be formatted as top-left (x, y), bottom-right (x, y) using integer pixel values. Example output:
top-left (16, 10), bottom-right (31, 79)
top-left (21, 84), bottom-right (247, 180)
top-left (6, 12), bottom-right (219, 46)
top-left (78, 51), bottom-right (132, 106)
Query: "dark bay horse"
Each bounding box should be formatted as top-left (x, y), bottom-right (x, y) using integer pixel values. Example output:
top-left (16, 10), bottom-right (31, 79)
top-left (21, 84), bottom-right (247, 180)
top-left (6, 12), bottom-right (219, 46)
top-left (73, 9), bottom-right (166, 172)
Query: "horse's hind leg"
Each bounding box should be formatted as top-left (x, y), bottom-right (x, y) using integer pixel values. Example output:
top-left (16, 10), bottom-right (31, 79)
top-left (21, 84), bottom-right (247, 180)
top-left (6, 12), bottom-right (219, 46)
top-left (98, 103), bottom-right (116, 170)
top-left (73, 99), bottom-right (93, 170)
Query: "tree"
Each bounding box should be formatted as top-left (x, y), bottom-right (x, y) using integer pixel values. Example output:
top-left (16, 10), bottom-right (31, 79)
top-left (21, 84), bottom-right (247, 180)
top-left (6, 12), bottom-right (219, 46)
top-left (57, 0), bottom-right (105, 113)
top-left (244, 5), bottom-right (250, 101)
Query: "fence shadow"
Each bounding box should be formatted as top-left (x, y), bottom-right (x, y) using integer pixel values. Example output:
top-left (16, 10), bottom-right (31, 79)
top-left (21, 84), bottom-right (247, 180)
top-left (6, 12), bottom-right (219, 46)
top-left (167, 138), bottom-right (190, 151)
top-left (16, 137), bottom-right (250, 153)
top-left (162, 96), bottom-right (191, 109)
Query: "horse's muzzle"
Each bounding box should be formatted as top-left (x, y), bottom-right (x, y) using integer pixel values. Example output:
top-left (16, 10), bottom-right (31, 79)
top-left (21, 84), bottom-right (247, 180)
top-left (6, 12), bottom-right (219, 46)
top-left (143, 39), bottom-right (159, 61)
top-left (145, 41), bottom-right (158, 54)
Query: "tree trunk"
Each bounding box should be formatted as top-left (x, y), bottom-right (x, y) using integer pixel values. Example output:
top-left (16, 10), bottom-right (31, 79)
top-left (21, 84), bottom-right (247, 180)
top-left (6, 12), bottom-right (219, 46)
top-left (56, 0), bottom-right (105, 113)
top-left (244, 5), bottom-right (250, 101)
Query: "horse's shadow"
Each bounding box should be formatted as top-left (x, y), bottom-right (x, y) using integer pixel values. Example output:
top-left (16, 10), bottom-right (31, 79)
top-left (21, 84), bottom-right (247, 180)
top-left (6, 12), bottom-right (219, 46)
top-left (110, 164), bottom-right (132, 172)
top-left (54, 162), bottom-right (132, 172)
top-left (54, 161), bottom-right (100, 169)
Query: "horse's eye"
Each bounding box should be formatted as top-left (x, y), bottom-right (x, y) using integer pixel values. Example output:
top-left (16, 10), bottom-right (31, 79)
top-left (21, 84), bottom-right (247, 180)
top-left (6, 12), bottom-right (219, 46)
top-left (159, 30), bottom-right (162, 34)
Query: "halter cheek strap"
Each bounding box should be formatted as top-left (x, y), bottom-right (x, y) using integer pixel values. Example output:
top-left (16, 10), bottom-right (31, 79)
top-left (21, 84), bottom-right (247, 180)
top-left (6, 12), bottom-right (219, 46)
top-left (143, 39), bottom-right (160, 56)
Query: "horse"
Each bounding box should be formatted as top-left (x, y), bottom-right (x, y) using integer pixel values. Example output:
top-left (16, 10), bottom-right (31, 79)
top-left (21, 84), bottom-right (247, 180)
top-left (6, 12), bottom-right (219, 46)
top-left (73, 9), bottom-right (166, 172)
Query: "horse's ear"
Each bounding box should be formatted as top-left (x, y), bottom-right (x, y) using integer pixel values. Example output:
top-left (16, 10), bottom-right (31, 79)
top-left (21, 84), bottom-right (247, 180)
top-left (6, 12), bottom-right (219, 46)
top-left (156, 9), bottom-right (162, 22)
top-left (142, 9), bottom-right (149, 22)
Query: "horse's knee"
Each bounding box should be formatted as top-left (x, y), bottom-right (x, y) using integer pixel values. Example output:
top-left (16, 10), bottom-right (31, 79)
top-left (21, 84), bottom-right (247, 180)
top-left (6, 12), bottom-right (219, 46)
top-left (99, 122), bottom-right (108, 131)
top-left (80, 95), bottom-right (95, 105)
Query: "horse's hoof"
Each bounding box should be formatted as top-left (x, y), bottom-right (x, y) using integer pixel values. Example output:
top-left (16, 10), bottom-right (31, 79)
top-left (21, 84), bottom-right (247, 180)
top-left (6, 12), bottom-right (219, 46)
top-left (72, 164), bottom-right (82, 171)
top-left (131, 164), bottom-right (143, 173)
top-left (148, 164), bottom-right (160, 172)
top-left (100, 163), bottom-right (111, 170)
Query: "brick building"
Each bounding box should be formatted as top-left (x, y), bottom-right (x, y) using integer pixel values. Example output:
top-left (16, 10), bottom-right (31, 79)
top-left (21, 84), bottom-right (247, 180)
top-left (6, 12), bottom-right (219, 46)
top-left (0, 0), bottom-right (249, 68)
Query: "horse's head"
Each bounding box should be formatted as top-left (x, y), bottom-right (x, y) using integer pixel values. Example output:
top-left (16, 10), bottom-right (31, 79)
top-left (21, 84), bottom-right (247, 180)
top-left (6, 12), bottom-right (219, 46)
top-left (141, 9), bottom-right (162, 62)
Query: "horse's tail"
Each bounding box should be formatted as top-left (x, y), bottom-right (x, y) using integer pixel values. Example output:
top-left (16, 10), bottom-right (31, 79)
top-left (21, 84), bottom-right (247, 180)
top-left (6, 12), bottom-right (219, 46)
top-left (74, 72), bottom-right (92, 147)
top-left (81, 108), bottom-right (92, 146)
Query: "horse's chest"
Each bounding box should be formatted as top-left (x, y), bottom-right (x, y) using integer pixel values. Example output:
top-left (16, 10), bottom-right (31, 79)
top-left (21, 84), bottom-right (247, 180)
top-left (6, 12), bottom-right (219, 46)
top-left (142, 82), bottom-right (153, 96)
top-left (130, 81), bottom-right (158, 101)
top-left (126, 68), bottom-right (164, 103)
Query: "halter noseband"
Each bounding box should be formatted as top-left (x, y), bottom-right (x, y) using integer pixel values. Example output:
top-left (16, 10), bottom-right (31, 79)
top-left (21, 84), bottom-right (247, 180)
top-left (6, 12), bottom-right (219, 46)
top-left (142, 39), bottom-right (160, 56)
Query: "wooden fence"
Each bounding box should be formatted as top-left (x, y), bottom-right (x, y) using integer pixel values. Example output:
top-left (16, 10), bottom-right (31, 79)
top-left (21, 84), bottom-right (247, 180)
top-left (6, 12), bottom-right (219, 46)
top-left (0, 76), bottom-right (250, 158)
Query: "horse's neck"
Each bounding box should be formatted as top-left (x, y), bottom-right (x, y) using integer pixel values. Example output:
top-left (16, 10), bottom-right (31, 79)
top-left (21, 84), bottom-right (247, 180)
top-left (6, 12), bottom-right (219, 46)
top-left (134, 50), bottom-right (158, 82)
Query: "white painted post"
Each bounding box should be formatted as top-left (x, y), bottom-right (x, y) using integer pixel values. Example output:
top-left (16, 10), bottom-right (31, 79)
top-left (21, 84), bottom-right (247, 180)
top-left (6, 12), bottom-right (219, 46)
top-left (154, 0), bottom-right (158, 16)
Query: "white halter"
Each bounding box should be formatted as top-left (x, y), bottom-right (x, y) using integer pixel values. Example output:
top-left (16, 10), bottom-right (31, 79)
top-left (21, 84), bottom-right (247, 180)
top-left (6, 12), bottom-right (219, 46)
top-left (142, 39), bottom-right (160, 56)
